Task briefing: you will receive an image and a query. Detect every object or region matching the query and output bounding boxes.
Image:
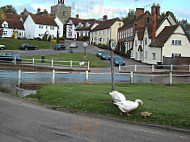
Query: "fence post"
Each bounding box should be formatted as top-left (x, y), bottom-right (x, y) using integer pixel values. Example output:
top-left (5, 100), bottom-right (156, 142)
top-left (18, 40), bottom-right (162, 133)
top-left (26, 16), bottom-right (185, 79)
top-left (86, 70), bottom-right (89, 81)
top-left (171, 64), bottom-right (173, 72)
top-left (18, 70), bottom-right (21, 87)
top-left (119, 64), bottom-right (121, 72)
top-left (169, 72), bottom-right (173, 86)
top-left (87, 61), bottom-right (90, 70)
top-left (152, 65), bottom-right (154, 72)
top-left (51, 59), bottom-right (54, 67)
top-left (134, 65), bottom-right (137, 72)
top-left (189, 65), bottom-right (190, 72)
top-left (32, 58), bottom-right (35, 65)
top-left (14, 56), bottom-right (16, 65)
top-left (52, 70), bottom-right (55, 83)
top-left (70, 60), bottom-right (72, 68)
top-left (130, 71), bottom-right (134, 83)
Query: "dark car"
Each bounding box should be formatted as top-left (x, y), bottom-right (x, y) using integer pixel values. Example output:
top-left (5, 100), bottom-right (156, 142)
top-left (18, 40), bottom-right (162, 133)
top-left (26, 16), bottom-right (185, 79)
top-left (96, 50), bottom-right (105, 57)
top-left (113, 56), bottom-right (125, 66)
top-left (99, 52), bottom-right (111, 60)
top-left (54, 44), bottom-right (66, 50)
top-left (0, 52), bottom-right (22, 62)
top-left (20, 44), bottom-right (38, 50)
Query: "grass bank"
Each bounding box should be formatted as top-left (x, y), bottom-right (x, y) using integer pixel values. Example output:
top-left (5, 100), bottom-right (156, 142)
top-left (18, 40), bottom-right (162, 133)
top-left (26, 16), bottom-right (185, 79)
top-left (27, 83), bottom-right (190, 129)
top-left (23, 52), bottom-right (110, 68)
top-left (0, 38), bottom-right (56, 50)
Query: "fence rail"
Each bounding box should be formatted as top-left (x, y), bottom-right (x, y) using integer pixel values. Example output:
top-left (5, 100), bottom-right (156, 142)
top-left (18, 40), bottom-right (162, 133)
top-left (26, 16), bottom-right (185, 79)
top-left (0, 57), bottom-right (90, 70)
top-left (119, 64), bottom-right (190, 72)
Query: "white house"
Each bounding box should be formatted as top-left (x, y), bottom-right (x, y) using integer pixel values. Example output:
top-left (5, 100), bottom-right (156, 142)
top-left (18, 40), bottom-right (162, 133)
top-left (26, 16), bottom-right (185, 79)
top-left (24, 14), bottom-right (58, 39)
top-left (54, 15), bottom-right (64, 37)
top-left (0, 19), bottom-right (25, 38)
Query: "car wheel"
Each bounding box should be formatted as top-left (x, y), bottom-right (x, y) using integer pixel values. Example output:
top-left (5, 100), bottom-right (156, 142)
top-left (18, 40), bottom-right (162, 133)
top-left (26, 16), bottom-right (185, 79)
top-left (25, 48), bottom-right (28, 51)
top-left (0, 47), bottom-right (3, 50)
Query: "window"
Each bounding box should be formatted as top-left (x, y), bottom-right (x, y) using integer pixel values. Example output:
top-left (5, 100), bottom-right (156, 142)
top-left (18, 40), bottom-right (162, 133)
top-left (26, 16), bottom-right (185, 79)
top-left (145, 51), bottom-right (147, 59)
top-left (171, 40), bottom-right (182, 45)
top-left (3, 31), bottom-right (7, 35)
top-left (152, 53), bottom-right (156, 60)
top-left (135, 40), bottom-right (137, 46)
top-left (3, 24), bottom-right (8, 28)
top-left (39, 25), bottom-right (43, 29)
top-left (99, 31), bottom-right (101, 35)
top-left (172, 53), bottom-right (181, 58)
top-left (131, 28), bottom-right (133, 36)
top-left (50, 27), bottom-right (54, 30)
top-left (63, 11), bottom-right (65, 16)
top-left (68, 32), bottom-right (72, 37)
top-left (145, 38), bottom-right (147, 45)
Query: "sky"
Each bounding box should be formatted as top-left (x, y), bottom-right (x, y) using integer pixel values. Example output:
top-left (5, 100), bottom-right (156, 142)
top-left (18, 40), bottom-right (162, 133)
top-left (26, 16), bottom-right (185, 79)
top-left (1, 0), bottom-right (190, 22)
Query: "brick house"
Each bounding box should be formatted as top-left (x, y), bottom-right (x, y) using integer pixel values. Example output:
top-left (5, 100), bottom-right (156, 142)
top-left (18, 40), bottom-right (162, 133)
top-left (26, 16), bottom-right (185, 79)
top-left (117, 8), bottom-right (151, 55)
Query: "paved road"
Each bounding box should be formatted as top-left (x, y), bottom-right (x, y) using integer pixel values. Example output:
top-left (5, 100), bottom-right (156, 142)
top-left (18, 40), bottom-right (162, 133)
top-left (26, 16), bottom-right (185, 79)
top-left (0, 93), bottom-right (190, 142)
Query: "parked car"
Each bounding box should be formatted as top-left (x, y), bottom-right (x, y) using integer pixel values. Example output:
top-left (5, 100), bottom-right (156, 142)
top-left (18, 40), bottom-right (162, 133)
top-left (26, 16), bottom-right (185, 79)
top-left (70, 42), bottom-right (78, 48)
top-left (0, 44), bottom-right (5, 50)
top-left (96, 50), bottom-right (105, 57)
top-left (113, 56), bottom-right (125, 66)
top-left (19, 44), bottom-right (38, 50)
top-left (0, 52), bottom-right (22, 62)
top-left (54, 44), bottom-right (66, 50)
top-left (99, 52), bottom-right (111, 60)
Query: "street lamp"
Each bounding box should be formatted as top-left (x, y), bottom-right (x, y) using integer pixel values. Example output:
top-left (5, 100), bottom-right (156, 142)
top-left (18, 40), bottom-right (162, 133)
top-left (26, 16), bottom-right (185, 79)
top-left (83, 41), bottom-right (88, 60)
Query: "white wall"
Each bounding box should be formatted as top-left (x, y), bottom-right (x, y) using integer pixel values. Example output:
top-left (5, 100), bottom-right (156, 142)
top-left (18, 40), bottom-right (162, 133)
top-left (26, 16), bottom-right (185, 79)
top-left (156, 18), bottom-right (171, 37)
top-left (24, 15), bottom-right (36, 39)
top-left (162, 25), bottom-right (190, 57)
top-left (66, 19), bottom-right (77, 39)
top-left (55, 16), bottom-right (63, 37)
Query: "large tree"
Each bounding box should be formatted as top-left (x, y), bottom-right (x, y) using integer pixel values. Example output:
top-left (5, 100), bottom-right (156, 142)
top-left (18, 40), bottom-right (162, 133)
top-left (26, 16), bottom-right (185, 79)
top-left (122, 9), bottom-right (136, 23)
top-left (0, 5), bottom-right (17, 14)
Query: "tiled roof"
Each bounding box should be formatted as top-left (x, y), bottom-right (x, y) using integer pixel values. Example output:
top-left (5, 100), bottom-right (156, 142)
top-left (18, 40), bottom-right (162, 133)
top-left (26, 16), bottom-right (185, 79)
top-left (137, 27), bottom-right (145, 40)
top-left (75, 19), bottom-right (100, 31)
top-left (5, 13), bottom-right (22, 20)
top-left (92, 18), bottom-right (122, 31)
top-left (149, 25), bottom-right (179, 47)
top-left (68, 17), bottom-right (84, 25)
top-left (0, 19), bottom-right (24, 30)
top-left (30, 14), bottom-right (57, 26)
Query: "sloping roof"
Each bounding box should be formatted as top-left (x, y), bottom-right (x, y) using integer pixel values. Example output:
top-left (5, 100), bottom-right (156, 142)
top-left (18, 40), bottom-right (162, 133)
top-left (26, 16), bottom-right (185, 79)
top-left (68, 17), bottom-right (83, 25)
top-left (0, 19), bottom-right (24, 30)
top-left (92, 18), bottom-right (122, 31)
top-left (149, 25), bottom-right (179, 47)
top-left (30, 14), bottom-right (57, 26)
top-left (75, 19), bottom-right (100, 31)
top-left (137, 27), bottom-right (145, 40)
top-left (5, 13), bottom-right (22, 20)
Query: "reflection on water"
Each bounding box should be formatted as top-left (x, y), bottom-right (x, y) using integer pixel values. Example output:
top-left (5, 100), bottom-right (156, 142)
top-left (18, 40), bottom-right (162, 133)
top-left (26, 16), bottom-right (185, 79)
top-left (0, 70), bottom-right (190, 88)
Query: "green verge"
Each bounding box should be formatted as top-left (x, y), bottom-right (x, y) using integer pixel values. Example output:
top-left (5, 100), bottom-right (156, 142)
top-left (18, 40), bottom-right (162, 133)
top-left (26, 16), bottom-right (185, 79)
top-left (23, 52), bottom-right (110, 68)
top-left (0, 38), bottom-right (56, 50)
top-left (26, 83), bottom-right (190, 129)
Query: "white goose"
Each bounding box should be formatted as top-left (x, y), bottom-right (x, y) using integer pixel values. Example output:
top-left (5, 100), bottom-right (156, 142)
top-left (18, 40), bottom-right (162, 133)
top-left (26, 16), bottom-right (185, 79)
top-left (109, 91), bottom-right (126, 103)
top-left (114, 99), bottom-right (143, 116)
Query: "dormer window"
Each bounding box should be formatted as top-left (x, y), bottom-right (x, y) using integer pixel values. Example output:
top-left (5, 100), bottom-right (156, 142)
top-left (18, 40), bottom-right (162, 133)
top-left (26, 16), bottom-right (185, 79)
top-left (3, 24), bottom-right (8, 27)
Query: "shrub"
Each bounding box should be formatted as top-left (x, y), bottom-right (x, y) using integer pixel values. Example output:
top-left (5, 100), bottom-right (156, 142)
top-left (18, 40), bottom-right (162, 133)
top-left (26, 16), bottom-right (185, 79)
top-left (42, 34), bottom-right (48, 41)
top-left (34, 37), bottom-right (41, 41)
top-left (48, 36), bottom-right (51, 42)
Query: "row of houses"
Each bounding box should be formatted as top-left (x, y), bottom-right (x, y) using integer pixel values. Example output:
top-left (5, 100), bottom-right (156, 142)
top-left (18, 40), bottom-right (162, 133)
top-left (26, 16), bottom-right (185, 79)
top-left (0, 12), bottom-right (63, 39)
top-left (66, 4), bottom-right (190, 65)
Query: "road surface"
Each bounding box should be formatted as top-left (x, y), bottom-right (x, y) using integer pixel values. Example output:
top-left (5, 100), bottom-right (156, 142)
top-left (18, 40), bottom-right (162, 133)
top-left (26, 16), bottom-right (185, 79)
top-left (0, 93), bottom-right (190, 142)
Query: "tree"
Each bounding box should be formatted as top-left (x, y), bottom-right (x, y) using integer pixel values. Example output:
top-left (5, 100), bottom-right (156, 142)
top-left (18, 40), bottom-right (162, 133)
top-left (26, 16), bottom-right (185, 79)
top-left (122, 9), bottom-right (136, 23)
top-left (0, 5), bottom-right (17, 14)
top-left (0, 8), bottom-right (6, 19)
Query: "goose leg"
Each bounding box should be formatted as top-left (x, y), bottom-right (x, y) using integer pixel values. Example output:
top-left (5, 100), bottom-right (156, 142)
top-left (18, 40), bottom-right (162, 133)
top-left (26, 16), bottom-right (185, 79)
top-left (127, 112), bottom-right (131, 116)
top-left (120, 111), bottom-right (122, 116)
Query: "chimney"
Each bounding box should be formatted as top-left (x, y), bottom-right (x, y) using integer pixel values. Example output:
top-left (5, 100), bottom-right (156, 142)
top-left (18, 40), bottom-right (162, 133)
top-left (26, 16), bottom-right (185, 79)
top-left (43, 9), bottom-right (48, 16)
top-left (103, 15), bottom-right (108, 21)
top-left (166, 11), bottom-right (172, 16)
top-left (136, 8), bottom-right (144, 18)
top-left (76, 14), bottom-right (79, 18)
top-left (151, 4), bottom-right (157, 41)
top-left (37, 8), bottom-right (41, 14)
top-left (156, 4), bottom-right (160, 19)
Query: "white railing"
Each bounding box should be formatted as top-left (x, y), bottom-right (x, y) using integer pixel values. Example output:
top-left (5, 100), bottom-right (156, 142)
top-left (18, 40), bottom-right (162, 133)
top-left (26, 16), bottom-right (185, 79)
top-left (0, 57), bottom-right (90, 70)
top-left (119, 64), bottom-right (190, 72)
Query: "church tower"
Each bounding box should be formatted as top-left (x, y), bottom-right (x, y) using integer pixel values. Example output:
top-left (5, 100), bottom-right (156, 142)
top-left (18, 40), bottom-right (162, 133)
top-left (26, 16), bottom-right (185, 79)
top-left (51, 0), bottom-right (71, 25)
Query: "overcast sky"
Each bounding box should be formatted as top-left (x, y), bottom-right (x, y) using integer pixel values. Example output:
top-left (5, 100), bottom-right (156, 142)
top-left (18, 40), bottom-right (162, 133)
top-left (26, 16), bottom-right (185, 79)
top-left (1, 0), bottom-right (190, 21)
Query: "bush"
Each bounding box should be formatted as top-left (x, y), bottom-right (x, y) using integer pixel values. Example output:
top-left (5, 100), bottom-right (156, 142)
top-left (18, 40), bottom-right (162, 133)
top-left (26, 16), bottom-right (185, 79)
top-left (42, 34), bottom-right (48, 41)
top-left (48, 36), bottom-right (51, 42)
top-left (98, 43), bottom-right (108, 49)
top-left (34, 37), bottom-right (41, 41)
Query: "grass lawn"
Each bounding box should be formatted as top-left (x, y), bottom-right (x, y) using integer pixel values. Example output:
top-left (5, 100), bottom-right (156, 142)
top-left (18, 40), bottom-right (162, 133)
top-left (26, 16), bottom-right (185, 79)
top-left (27, 83), bottom-right (190, 129)
top-left (0, 38), bottom-right (56, 50)
top-left (23, 52), bottom-right (110, 68)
